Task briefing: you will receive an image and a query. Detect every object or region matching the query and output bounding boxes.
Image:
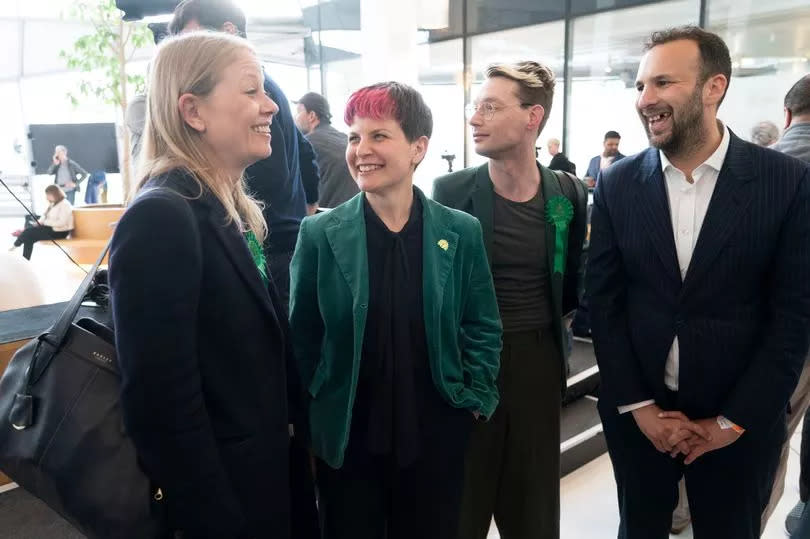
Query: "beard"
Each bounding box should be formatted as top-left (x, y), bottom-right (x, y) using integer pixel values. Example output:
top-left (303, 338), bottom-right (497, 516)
top-left (639, 84), bottom-right (706, 157)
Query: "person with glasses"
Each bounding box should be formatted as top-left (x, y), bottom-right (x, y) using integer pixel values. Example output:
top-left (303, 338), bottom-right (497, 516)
top-left (434, 61), bottom-right (587, 539)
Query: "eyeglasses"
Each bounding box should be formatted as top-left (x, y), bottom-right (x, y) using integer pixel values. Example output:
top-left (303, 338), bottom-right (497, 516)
top-left (465, 102), bottom-right (534, 121)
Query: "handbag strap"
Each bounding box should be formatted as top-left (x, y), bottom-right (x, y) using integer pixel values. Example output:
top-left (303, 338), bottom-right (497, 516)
top-left (42, 240), bottom-right (112, 348)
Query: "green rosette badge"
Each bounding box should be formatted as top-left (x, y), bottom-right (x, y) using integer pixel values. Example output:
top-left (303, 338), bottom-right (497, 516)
top-left (545, 195), bottom-right (574, 275)
top-left (245, 230), bottom-right (269, 285)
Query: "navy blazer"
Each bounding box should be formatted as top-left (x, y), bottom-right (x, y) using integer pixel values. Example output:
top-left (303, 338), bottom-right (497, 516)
top-left (245, 73), bottom-right (320, 255)
top-left (110, 170), bottom-right (292, 538)
top-left (585, 152), bottom-right (625, 180)
top-left (587, 131), bottom-right (810, 434)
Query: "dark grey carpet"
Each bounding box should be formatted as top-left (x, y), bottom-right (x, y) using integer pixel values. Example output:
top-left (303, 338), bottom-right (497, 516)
top-left (0, 487), bottom-right (84, 538)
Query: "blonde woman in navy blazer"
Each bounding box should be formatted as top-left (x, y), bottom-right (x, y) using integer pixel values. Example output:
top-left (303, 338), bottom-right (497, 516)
top-left (110, 33), bottom-right (295, 538)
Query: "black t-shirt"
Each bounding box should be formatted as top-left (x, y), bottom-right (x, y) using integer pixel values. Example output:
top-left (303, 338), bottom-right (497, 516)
top-left (492, 188), bottom-right (553, 332)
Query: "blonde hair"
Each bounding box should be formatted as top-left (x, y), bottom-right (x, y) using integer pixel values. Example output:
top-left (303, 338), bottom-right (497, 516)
top-left (486, 61), bottom-right (556, 135)
top-left (136, 32), bottom-right (267, 241)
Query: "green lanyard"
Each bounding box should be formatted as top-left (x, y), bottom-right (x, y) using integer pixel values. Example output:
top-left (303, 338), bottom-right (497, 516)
top-left (244, 230), bottom-right (269, 286)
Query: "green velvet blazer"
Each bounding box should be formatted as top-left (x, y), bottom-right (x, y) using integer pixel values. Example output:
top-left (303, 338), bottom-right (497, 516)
top-left (289, 188), bottom-right (502, 468)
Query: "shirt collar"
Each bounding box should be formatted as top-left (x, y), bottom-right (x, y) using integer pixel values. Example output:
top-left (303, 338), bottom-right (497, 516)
top-left (660, 121), bottom-right (730, 175)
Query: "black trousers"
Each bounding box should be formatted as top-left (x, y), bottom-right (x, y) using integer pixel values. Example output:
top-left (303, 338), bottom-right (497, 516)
top-left (316, 406), bottom-right (472, 539)
top-left (458, 329), bottom-right (562, 539)
top-left (600, 397), bottom-right (784, 539)
top-left (14, 226), bottom-right (69, 260)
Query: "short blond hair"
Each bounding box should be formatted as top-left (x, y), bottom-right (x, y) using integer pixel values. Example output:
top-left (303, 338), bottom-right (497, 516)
top-left (486, 61), bottom-right (555, 135)
top-left (137, 31), bottom-right (267, 241)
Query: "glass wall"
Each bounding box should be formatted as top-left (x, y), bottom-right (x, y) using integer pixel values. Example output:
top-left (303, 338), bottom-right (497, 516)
top-left (467, 0), bottom-right (565, 34)
top-left (468, 20), bottom-right (567, 169)
top-left (707, 0), bottom-right (810, 143)
top-left (566, 0), bottom-right (700, 176)
top-left (414, 39), bottom-right (466, 194)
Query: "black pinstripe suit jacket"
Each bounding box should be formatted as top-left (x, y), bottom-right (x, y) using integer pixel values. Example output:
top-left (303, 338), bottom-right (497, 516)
top-left (587, 130), bottom-right (810, 434)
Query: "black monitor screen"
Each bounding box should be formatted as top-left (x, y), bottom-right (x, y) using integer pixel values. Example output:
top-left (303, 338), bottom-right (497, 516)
top-left (29, 123), bottom-right (120, 175)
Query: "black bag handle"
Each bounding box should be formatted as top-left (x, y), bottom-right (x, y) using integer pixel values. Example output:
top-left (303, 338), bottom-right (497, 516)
top-left (45, 240), bottom-right (112, 347)
top-left (22, 240), bottom-right (112, 389)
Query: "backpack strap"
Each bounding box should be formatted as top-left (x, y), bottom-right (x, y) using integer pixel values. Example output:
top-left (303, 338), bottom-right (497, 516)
top-left (552, 169), bottom-right (587, 218)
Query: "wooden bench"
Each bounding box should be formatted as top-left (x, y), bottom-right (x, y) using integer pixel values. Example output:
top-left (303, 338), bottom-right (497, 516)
top-left (53, 205), bottom-right (125, 264)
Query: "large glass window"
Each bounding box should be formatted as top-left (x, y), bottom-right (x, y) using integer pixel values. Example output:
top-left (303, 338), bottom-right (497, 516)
top-left (570, 0), bottom-right (666, 17)
top-left (707, 0), bottom-right (810, 143)
top-left (467, 0), bottom-right (565, 34)
top-left (414, 39), bottom-right (465, 195)
top-left (468, 20), bottom-right (566, 168)
top-left (566, 0), bottom-right (699, 176)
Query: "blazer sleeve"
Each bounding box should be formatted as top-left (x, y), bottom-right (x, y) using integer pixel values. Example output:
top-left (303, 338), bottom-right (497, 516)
top-left (585, 157), bottom-right (599, 179)
top-left (70, 159), bottom-right (88, 183)
top-left (459, 218), bottom-right (502, 419)
top-left (297, 129), bottom-right (321, 205)
top-left (289, 217), bottom-right (325, 392)
top-left (109, 192), bottom-right (247, 537)
top-left (721, 167), bottom-right (810, 432)
top-left (431, 177), bottom-right (449, 206)
top-left (587, 174), bottom-right (653, 408)
top-left (559, 172), bottom-right (588, 317)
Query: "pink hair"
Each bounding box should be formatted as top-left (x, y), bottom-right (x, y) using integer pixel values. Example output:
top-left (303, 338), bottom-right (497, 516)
top-left (344, 85), bottom-right (399, 126)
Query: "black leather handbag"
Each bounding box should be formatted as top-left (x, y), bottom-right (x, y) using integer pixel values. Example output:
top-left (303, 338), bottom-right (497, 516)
top-left (0, 244), bottom-right (165, 538)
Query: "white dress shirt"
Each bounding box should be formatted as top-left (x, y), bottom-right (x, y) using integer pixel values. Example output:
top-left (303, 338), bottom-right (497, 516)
top-left (618, 124), bottom-right (731, 414)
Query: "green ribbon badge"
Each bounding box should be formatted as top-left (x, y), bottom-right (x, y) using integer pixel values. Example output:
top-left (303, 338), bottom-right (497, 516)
top-left (545, 195), bottom-right (575, 275)
top-left (244, 230), bottom-right (269, 285)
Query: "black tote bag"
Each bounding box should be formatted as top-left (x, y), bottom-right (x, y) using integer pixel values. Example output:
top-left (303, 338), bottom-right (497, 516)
top-left (0, 243), bottom-right (165, 538)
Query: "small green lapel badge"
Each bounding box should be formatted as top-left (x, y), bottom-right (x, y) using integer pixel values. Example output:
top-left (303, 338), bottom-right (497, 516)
top-left (545, 195), bottom-right (574, 275)
top-left (438, 239), bottom-right (449, 251)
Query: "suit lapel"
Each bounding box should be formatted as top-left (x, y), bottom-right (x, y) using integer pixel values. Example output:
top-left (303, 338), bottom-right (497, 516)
top-left (421, 192), bottom-right (459, 358)
top-left (634, 149), bottom-right (682, 286)
top-left (470, 164), bottom-right (494, 264)
top-left (323, 195), bottom-right (369, 314)
top-left (681, 133), bottom-right (756, 297)
top-left (208, 206), bottom-right (280, 324)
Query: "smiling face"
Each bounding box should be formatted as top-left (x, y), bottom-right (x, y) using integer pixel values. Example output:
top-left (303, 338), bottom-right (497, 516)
top-left (345, 116), bottom-right (427, 196)
top-left (187, 48), bottom-right (277, 178)
top-left (635, 39), bottom-right (713, 157)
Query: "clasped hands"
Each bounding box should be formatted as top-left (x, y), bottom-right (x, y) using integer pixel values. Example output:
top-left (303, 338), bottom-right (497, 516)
top-left (631, 404), bottom-right (741, 464)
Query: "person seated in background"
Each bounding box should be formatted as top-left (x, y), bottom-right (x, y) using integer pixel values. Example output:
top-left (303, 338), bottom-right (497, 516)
top-left (109, 32), bottom-right (296, 538)
top-left (289, 81), bottom-right (502, 539)
top-left (750, 120), bottom-right (780, 147)
top-left (47, 145), bottom-right (87, 205)
top-left (9, 185), bottom-right (73, 260)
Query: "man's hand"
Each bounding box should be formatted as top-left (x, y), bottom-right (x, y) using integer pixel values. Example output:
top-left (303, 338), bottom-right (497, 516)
top-left (52, 155), bottom-right (60, 165)
top-left (306, 203), bottom-right (318, 216)
top-left (658, 412), bottom-right (741, 464)
top-left (631, 404), bottom-right (712, 454)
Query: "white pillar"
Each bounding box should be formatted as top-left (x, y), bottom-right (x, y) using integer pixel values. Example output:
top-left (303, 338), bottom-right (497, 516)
top-left (359, 0), bottom-right (420, 86)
